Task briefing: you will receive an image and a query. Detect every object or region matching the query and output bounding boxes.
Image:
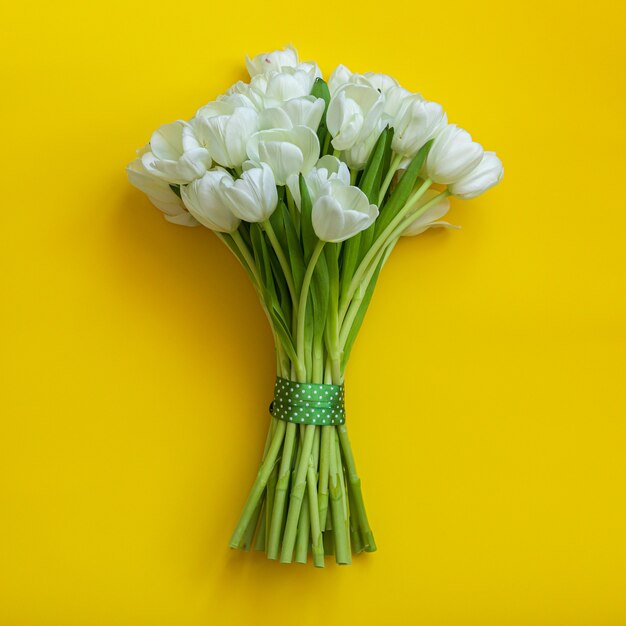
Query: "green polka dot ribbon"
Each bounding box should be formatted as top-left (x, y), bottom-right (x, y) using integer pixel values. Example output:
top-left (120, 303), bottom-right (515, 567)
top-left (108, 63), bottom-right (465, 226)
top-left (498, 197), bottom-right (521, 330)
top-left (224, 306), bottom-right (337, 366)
top-left (270, 377), bottom-right (345, 426)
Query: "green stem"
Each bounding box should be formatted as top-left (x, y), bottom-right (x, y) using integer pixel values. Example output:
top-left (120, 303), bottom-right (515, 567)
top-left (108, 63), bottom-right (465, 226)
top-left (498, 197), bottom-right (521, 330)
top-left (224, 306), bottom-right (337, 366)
top-left (328, 426), bottom-right (351, 564)
top-left (229, 419), bottom-right (286, 549)
top-left (294, 491), bottom-right (310, 564)
top-left (307, 459), bottom-right (324, 567)
top-left (318, 426), bottom-right (331, 531)
top-left (262, 219), bottom-right (298, 307)
top-left (296, 239), bottom-right (325, 378)
top-left (338, 425), bottom-right (376, 551)
top-left (322, 132), bottom-right (331, 156)
top-left (241, 497), bottom-right (263, 551)
top-left (394, 189), bottom-right (451, 235)
top-left (266, 422), bottom-right (297, 559)
top-left (378, 152), bottom-right (403, 205)
top-left (280, 424), bottom-right (316, 562)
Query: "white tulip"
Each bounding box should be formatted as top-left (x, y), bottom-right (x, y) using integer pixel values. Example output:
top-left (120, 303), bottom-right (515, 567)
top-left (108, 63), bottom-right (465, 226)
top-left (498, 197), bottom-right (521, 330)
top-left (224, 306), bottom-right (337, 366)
top-left (326, 83), bottom-right (384, 152)
top-left (392, 97), bottom-right (447, 158)
top-left (424, 124), bottom-right (484, 185)
top-left (328, 64), bottom-right (353, 95)
top-left (402, 189), bottom-right (458, 236)
top-left (141, 121), bottom-right (211, 185)
top-left (360, 72), bottom-right (398, 94)
top-left (126, 152), bottom-right (198, 226)
top-left (259, 96), bottom-right (325, 131)
top-left (246, 126), bottom-right (320, 186)
top-left (312, 180), bottom-right (378, 242)
top-left (220, 81), bottom-right (266, 111)
top-left (254, 67), bottom-right (319, 107)
top-left (193, 105), bottom-right (260, 168)
top-left (343, 123), bottom-right (385, 170)
top-left (220, 164), bottom-right (278, 222)
top-left (181, 168), bottom-right (239, 232)
top-left (383, 85), bottom-right (416, 121)
top-left (286, 155), bottom-right (351, 208)
top-left (328, 66), bottom-right (399, 97)
top-left (246, 45), bottom-right (299, 77)
top-left (449, 151), bottom-right (504, 199)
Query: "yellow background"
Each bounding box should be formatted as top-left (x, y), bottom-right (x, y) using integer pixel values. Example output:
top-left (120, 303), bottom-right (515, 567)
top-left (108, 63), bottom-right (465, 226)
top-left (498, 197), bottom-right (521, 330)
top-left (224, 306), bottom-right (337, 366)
top-left (2, 0), bottom-right (625, 624)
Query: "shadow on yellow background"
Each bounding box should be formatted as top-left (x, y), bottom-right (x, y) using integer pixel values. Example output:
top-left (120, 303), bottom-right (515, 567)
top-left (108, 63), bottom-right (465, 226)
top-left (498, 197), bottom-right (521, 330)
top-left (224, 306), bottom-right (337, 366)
top-left (1, 0), bottom-right (625, 624)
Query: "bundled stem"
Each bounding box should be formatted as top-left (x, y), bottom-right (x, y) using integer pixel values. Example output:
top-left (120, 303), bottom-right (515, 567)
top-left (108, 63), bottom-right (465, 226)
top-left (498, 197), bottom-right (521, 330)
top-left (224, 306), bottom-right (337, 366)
top-left (227, 127), bottom-right (438, 566)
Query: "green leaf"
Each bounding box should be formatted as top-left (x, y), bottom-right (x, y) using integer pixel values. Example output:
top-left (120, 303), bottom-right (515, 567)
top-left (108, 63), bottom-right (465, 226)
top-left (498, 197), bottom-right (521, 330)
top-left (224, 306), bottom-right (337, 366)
top-left (359, 127), bottom-right (390, 204)
top-left (238, 222), bottom-right (253, 251)
top-left (357, 127), bottom-right (393, 263)
top-left (169, 184), bottom-right (182, 199)
top-left (374, 139), bottom-right (433, 238)
top-left (311, 252), bottom-right (330, 341)
top-left (338, 233), bottom-right (361, 305)
top-left (269, 304), bottom-right (299, 364)
top-left (380, 127), bottom-right (395, 190)
top-left (341, 254), bottom-right (386, 369)
top-left (281, 201), bottom-right (306, 293)
top-left (299, 175), bottom-right (317, 262)
top-left (269, 200), bottom-right (288, 254)
top-left (311, 78), bottom-right (331, 150)
top-left (267, 244), bottom-right (292, 324)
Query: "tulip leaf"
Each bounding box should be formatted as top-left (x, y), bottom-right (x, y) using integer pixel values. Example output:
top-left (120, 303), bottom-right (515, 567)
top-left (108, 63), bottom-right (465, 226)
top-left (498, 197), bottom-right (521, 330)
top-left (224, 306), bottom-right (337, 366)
top-left (250, 224), bottom-right (274, 294)
top-left (341, 254), bottom-right (386, 369)
top-left (311, 252), bottom-right (329, 342)
top-left (267, 245), bottom-right (292, 325)
top-left (169, 184), bottom-right (182, 199)
top-left (374, 139), bottom-right (433, 238)
top-left (356, 127), bottom-right (393, 263)
top-left (311, 78), bottom-right (331, 153)
top-left (269, 201), bottom-right (288, 254)
top-left (338, 128), bottom-right (390, 298)
top-left (299, 175), bottom-right (317, 263)
top-left (238, 222), bottom-right (253, 251)
top-left (281, 201), bottom-right (305, 293)
top-left (379, 126), bottom-right (395, 191)
top-left (338, 233), bottom-right (361, 304)
top-left (359, 127), bottom-right (390, 204)
top-left (269, 304), bottom-right (299, 365)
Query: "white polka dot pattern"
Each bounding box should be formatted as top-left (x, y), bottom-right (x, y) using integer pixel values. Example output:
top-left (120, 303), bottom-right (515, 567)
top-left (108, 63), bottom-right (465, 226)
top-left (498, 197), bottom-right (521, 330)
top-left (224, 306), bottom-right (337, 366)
top-left (270, 377), bottom-right (345, 426)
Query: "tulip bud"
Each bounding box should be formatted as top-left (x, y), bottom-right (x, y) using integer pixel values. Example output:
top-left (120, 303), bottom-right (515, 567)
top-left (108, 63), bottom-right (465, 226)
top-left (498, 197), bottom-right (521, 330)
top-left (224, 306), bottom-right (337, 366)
top-left (141, 121), bottom-right (211, 185)
top-left (424, 124), bottom-right (484, 185)
top-left (392, 98), bottom-right (447, 158)
top-left (449, 152), bottom-right (504, 199)
top-left (180, 168), bottom-right (239, 232)
top-left (246, 126), bottom-right (320, 186)
top-left (326, 83), bottom-right (384, 152)
top-left (311, 181), bottom-right (378, 242)
top-left (220, 164), bottom-right (278, 223)
top-left (127, 152), bottom-right (198, 226)
top-left (402, 189), bottom-right (457, 237)
top-left (194, 106), bottom-right (259, 169)
top-left (246, 45), bottom-right (299, 77)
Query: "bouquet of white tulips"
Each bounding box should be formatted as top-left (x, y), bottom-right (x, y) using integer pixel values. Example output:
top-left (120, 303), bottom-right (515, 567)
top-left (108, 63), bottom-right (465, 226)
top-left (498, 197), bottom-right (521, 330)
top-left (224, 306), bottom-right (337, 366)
top-left (127, 45), bottom-right (503, 567)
